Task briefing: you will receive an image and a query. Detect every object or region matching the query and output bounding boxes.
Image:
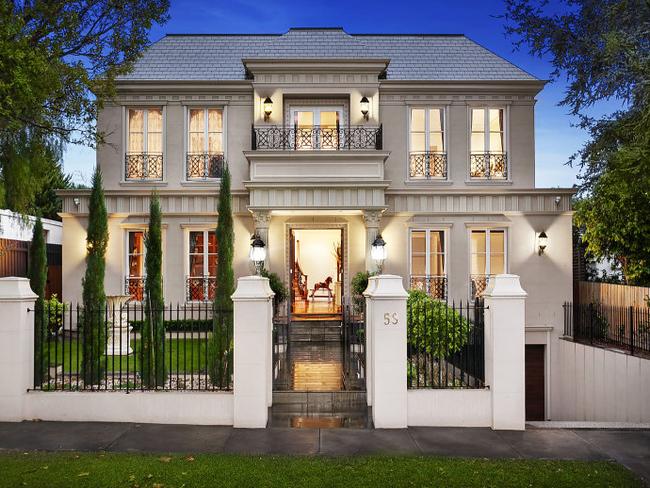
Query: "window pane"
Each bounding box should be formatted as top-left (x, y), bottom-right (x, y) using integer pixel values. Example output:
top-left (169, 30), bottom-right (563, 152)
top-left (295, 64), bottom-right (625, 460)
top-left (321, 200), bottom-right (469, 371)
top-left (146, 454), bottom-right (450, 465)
top-left (208, 133), bottom-right (222, 153)
top-left (208, 255), bottom-right (217, 277)
top-left (189, 109), bottom-right (204, 132)
top-left (128, 133), bottom-right (143, 153)
top-left (471, 109), bottom-right (485, 132)
top-left (129, 110), bottom-right (143, 132)
top-left (128, 232), bottom-right (144, 277)
top-left (411, 109), bottom-right (425, 132)
top-left (471, 231), bottom-right (486, 254)
top-left (148, 109), bottom-right (162, 132)
top-left (320, 111), bottom-right (338, 128)
top-left (410, 133), bottom-right (425, 152)
top-left (489, 132), bottom-right (504, 152)
top-left (189, 231), bottom-right (204, 253)
top-left (429, 231), bottom-right (445, 275)
top-left (471, 133), bottom-right (485, 152)
top-left (490, 254), bottom-right (505, 275)
top-left (148, 131), bottom-right (162, 153)
top-left (430, 254), bottom-right (445, 275)
top-left (189, 255), bottom-right (204, 276)
top-left (207, 231), bottom-right (217, 253)
top-left (490, 231), bottom-right (504, 254)
top-left (411, 255), bottom-right (426, 275)
top-left (208, 109), bottom-right (222, 132)
top-left (429, 132), bottom-right (444, 152)
top-left (411, 231), bottom-right (426, 253)
top-left (190, 133), bottom-right (204, 153)
top-left (429, 109), bottom-right (443, 132)
top-left (471, 253), bottom-right (486, 276)
top-left (489, 109), bottom-right (503, 132)
top-left (295, 111), bottom-right (314, 127)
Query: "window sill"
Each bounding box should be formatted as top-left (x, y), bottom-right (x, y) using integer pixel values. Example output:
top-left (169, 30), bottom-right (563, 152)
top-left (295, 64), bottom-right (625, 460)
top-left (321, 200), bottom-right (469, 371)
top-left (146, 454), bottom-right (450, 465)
top-left (120, 180), bottom-right (168, 187)
top-left (404, 179), bottom-right (454, 186)
top-left (464, 179), bottom-right (512, 186)
top-left (180, 179), bottom-right (221, 187)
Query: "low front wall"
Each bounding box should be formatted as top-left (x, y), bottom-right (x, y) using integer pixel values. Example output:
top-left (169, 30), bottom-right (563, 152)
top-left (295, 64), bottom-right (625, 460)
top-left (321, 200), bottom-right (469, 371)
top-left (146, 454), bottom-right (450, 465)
top-left (407, 389), bottom-right (492, 427)
top-left (24, 391), bottom-right (234, 426)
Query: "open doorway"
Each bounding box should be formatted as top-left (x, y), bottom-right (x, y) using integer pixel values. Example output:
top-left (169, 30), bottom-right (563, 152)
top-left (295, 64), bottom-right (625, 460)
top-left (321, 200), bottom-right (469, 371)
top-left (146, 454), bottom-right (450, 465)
top-left (290, 228), bottom-right (343, 320)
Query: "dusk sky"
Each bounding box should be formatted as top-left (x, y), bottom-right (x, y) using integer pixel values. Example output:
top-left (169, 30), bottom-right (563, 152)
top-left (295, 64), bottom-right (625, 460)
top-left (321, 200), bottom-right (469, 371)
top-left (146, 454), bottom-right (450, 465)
top-left (63, 0), bottom-right (616, 188)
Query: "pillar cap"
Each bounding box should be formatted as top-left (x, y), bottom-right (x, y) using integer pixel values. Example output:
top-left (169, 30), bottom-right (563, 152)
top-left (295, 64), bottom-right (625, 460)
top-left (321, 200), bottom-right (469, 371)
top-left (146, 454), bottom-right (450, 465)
top-left (363, 274), bottom-right (408, 299)
top-left (0, 277), bottom-right (38, 301)
top-left (231, 275), bottom-right (274, 300)
top-left (363, 275), bottom-right (379, 297)
top-left (483, 274), bottom-right (527, 298)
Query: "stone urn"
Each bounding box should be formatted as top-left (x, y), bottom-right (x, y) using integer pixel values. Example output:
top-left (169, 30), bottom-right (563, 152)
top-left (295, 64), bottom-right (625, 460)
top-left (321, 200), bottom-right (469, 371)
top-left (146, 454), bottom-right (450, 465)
top-left (105, 295), bottom-right (133, 355)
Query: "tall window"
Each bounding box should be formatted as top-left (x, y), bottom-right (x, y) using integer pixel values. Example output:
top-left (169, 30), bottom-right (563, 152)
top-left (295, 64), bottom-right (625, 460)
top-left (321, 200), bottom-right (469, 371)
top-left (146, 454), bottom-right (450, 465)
top-left (290, 107), bottom-right (343, 149)
top-left (126, 231), bottom-right (145, 301)
top-left (409, 108), bottom-right (446, 178)
top-left (187, 108), bottom-right (224, 179)
top-left (470, 108), bottom-right (507, 179)
top-left (410, 230), bottom-right (446, 299)
top-left (470, 229), bottom-right (506, 298)
top-left (187, 230), bottom-right (217, 301)
top-left (126, 108), bottom-right (163, 180)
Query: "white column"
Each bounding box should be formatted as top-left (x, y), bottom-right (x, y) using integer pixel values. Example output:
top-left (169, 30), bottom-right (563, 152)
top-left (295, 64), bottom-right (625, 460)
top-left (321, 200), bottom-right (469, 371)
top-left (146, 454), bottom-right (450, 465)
top-left (0, 277), bottom-right (37, 421)
top-left (251, 210), bottom-right (271, 269)
top-left (365, 274), bottom-right (408, 428)
top-left (363, 275), bottom-right (379, 406)
top-left (362, 210), bottom-right (382, 273)
top-left (483, 274), bottom-right (527, 431)
top-left (232, 275), bottom-right (274, 428)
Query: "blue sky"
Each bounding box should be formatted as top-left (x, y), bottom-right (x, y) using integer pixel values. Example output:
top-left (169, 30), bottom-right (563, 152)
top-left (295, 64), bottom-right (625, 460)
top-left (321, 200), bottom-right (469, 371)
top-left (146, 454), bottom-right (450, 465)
top-left (63, 0), bottom-right (606, 187)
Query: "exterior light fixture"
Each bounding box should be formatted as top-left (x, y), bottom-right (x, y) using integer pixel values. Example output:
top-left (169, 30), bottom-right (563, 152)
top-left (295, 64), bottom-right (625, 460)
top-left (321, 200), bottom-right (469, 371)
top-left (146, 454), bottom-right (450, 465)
top-left (263, 97), bottom-right (273, 122)
top-left (537, 231), bottom-right (548, 256)
top-left (249, 233), bottom-right (266, 275)
top-left (360, 96), bottom-right (370, 120)
top-left (371, 233), bottom-right (387, 273)
top-left (554, 195), bottom-right (561, 206)
top-left (73, 197), bottom-right (80, 207)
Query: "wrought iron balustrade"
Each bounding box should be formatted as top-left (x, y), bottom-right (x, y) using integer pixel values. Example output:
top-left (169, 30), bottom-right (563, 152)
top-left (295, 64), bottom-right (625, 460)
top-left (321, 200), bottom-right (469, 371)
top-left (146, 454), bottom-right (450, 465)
top-left (186, 276), bottom-right (217, 302)
top-left (252, 124), bottom-right (382, 150)
top-left (186, 153), bottom-right (224, 180)
top-left (124, 153), bottom-right (164, 180)
top-left (470, 274), bottom-right (492, 299)
top-left (409, 152), bottom-right (448, 179)
top-left (469, 152), bottom-right (507, 179)
top-left (410, 275), bottom-right (448, 300)
top-left (124, 276), bottom-right (145, 302)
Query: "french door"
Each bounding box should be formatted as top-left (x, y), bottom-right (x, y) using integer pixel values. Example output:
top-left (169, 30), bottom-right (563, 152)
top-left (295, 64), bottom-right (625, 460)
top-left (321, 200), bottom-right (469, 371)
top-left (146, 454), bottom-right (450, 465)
top-left (290, 107), bottom-right (344, 149)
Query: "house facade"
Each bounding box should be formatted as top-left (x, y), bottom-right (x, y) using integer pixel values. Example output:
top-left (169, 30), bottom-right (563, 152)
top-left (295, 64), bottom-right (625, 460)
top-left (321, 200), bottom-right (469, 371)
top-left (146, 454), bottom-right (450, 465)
top-left (58, 28), bottom-right (573, 419)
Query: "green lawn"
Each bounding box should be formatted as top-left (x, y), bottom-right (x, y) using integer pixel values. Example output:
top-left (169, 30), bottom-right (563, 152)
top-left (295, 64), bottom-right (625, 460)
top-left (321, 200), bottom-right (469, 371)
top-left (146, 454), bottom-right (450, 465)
top-left (0, 452), bottom-right (641, 488)
top-left (46, 338), bottom-right (209, 374)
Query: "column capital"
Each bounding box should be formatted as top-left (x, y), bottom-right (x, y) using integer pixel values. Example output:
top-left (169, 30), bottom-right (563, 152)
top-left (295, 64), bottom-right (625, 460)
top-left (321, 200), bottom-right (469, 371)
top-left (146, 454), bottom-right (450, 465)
top-left (362, 209), bottom-right (383, 228)
top-left (250, 210), bottom-right (272, 229)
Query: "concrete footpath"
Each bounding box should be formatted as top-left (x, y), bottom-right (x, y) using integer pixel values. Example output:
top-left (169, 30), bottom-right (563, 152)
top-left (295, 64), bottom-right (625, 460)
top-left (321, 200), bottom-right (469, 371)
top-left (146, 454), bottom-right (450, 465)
top-left (0, 422), bottom-right (648, 485)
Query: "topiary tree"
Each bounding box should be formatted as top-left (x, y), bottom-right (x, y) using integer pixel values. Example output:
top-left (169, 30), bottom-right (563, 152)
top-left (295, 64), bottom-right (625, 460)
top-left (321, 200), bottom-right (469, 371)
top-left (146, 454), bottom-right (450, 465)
top-left (81, 167), bottom-right (108, 385)
top-left (209, 165), bottom-right (234, 387)
top-left (29, 217), bottom-right (47, 385)
top-left (141, 191), bottom-right (166, 388)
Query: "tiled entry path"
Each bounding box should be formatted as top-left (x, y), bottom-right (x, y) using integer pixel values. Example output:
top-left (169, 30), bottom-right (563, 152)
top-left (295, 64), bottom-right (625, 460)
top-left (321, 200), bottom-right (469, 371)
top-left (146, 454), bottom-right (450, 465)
top-left (270, 321), bottom-right (369, 428)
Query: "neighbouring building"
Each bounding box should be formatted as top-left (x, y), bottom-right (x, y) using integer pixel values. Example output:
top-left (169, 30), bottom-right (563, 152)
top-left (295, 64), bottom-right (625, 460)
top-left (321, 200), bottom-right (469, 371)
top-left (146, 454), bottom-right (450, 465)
top-left (58, 28), bottom-right (574, 420)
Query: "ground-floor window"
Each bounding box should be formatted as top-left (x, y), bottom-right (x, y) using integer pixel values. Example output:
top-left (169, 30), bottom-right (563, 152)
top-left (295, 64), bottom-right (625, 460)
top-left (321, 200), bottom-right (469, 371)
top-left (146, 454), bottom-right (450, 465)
top-left (125, 230), bottom-right (145, 301)
top-left (409, 229), bottom-right (447, 300)
top-left (187, 230), bottom-right (217, 301)
top-left (470, 229), bottom-right (506, 298)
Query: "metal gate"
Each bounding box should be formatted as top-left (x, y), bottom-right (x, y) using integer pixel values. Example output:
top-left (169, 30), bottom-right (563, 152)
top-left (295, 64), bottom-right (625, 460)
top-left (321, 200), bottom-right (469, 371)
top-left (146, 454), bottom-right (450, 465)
top-left (342, 297), bottom-right (366, 390)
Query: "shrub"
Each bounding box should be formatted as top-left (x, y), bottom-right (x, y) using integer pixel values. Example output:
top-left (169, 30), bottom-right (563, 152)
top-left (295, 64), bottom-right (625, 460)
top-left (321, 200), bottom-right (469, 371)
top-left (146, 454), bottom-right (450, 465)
top-left (29, 217), bottom-right (47, 384)
top-left (129, 318), bottom-right (212, 333)
top-left (261, 268), bottom-right (288, 316)
top-left (45, 294), bottom-right (66, 335)
top-left (351, 271), bottom-right (376, 312)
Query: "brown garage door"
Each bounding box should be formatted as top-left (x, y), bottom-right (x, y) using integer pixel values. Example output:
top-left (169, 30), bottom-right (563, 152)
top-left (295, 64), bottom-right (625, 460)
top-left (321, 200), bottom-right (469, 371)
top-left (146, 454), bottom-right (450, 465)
top-left (525, 345), bottom-right (545, 421)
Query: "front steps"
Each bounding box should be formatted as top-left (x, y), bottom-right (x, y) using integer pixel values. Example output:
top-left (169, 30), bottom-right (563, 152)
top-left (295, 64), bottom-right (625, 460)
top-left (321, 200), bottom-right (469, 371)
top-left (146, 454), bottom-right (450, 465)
top-left (269, 391), bottom-right (371, 428)
top-left (288, 321), bottom-right (341, 342)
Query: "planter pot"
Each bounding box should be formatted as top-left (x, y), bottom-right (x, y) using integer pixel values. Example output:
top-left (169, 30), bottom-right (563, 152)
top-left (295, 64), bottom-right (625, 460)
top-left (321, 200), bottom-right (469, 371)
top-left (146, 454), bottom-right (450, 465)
top-left (105, 295), bottom-right (133, 355)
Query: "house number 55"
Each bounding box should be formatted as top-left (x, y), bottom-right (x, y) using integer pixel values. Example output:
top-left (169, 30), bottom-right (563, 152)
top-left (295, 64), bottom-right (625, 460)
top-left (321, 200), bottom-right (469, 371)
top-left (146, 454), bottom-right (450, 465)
top-left (383, 313), bottom-right (399, 326)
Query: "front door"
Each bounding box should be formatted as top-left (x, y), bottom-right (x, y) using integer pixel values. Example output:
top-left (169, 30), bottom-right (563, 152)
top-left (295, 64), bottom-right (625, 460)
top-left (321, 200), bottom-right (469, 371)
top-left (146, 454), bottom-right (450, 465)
top-left (525, 345), bottom-right (545, 421)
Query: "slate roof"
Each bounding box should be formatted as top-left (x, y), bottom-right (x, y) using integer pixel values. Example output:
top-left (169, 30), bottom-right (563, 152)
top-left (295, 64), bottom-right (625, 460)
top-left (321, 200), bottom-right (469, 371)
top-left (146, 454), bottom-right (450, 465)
top-left (119, 28), bottom-right (537, 82)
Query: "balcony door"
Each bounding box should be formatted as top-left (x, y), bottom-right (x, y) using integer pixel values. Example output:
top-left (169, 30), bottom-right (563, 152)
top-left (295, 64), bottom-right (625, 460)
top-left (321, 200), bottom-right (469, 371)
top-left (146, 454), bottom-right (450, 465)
top-left (290, 107), bottom-right (344, 150)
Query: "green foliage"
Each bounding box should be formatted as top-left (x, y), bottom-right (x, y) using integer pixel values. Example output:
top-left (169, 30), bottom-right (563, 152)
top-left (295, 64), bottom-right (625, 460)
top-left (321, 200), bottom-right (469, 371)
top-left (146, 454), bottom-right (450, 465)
top-left (209, 166), bottom-right (234, 387)
top-left (141, 192), bottom-right (166, 388)
top-left (129, 319), bottom-right (212, 333)
top-left (351, 271), bottom-right (377, 312)
top-left (28, 159), bottom-right (73, 221)
top-left (29, 217), bottom-right (47, 385)
top-left (81, 168), bottom-right (108, 385)
top-left (407, 290), bottom-right (471, 359)
top-left (45, 294), bottom-right (66, 336)
top-left (261, 268), bottom-right (288, 311)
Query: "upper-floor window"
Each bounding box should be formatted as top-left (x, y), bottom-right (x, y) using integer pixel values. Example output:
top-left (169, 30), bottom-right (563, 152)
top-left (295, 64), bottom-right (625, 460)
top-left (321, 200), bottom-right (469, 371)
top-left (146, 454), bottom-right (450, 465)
top-left (409, 108), bottom-right (447, 179)
top-left (126, 108), bottom-right (163, 181)
top-left (186, 230), bottom-right (217, 301)
top-left (470, 108), bottom-right (507, 180)
top-left (470, 229), bottom-right (506, 298)
top-left (187, 108), bottom-right (224, 180)
top-left (125, 230), bottom-right (145, 301)
top-left (291, 107), bottom-right (343, 150)
top-left (409, 229), bottom-right (447, 300)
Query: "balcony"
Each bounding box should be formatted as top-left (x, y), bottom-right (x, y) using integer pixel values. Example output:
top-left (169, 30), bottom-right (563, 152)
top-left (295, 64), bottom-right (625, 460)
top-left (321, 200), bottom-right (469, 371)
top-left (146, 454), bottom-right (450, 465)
top-left (186, 153), bottom-right (224, 180)
top-left (252, 125), bottom-right (382, 151)
top-left (125, 276), bottom-right (145, 301)
top-left (410, 275), bottom-right (448, 300)
top-left (409, 152), bottom-right (447, 179)
top-left (469, 152), bottom-right (508, 180)
top-left (125, 153), bottom-right (163, 181)
top-left (470, 274), bottom-right (492, 299)
top-left (186, 276), bottom-right (216, 302)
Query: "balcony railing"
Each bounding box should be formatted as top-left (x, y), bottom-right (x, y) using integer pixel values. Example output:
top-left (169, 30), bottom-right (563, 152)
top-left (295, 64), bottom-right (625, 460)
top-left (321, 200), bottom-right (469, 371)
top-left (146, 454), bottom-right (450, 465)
top-left (125, 153), bottom-right (163, 181)
top-left (186, 153), bottom-right (224, 180)
top-left (469, 152), bottom-right (507, 180)
top-left (124, 276), bottom-right (145, 301)
top-left (252, 125), bottom-right (382, 150)
top-left (186, 276), bottom-right (216, 302)
top-left (409, 152), bottom-right (447, 179)
top-left (470, 274), bottom-right (492, 299)
top-left (410, 275), bottom-right (448, 300)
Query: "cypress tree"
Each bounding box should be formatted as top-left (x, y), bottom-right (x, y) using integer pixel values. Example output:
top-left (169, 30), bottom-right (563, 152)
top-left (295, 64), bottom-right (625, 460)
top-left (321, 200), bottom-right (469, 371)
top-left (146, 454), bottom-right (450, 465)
top-left (29, 217), bottom-right (47, 386)
top-left (209, 165), bottom-right (234, 387)
top-left (141, 191), bottom-right (166, 387)
top-left (81, 167), bottom-right (108, 385)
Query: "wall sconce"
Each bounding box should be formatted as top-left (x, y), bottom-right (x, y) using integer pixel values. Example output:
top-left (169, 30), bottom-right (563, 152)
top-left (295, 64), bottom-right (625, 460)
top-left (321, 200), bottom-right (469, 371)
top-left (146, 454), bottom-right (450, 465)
top-left (537, 231), bottom-right (548, 255)
top-left (263, 97), bottom-right (273, 122)
top-left (371, 233), bottom-right (387, 273)
top-left (360, 96), bottom-right (370, 121)
top-left (73, 197), bottom-right (80, 207)
top-left (554, 195), bottom-right (561, 207)
top-left (249, 233), bottom-right (266, 275)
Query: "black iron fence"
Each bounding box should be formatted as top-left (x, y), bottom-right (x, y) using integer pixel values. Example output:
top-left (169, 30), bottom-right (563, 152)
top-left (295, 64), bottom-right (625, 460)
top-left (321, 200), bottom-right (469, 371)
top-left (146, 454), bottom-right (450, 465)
top-left (31, 301), bottom-right (233, 391)
top-left (409, 152), bottom-right (447, 179)
top-left (563, 302), bottom-right (650, 357)
top-left (252, 125), bottom-right (383, 150)
top-left (469, 152), bottom-right (507, 179)
top-left (124, 153), bottom-right (164, 180)
top-left (342, 297), bottom-right (365, 390)
top-left (186, 152), bottom-right (224, 180)
top-left (407, 296), bottom-right (485, 389)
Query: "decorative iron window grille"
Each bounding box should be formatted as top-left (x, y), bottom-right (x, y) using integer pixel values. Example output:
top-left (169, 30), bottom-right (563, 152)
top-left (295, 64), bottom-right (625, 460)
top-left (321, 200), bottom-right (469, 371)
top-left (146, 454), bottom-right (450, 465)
top-left (409, 152), bottom-right (447, 179)
top-left (469, 152), bottom-right (507, 179)
top-left (186, 153), bottom-right (224, 180)
top-left (470, 274), bottom-right (492, 299)
top-left (186, 276), bottom-right (217, 302)
top-left (410, 275), bottom-right (448, 300)
top-left (124, 276), bottom-right (145, 302)
top-left (252, 125), bottom-right (382, 150)
top-left (125, 153), bottom-right (164, 180)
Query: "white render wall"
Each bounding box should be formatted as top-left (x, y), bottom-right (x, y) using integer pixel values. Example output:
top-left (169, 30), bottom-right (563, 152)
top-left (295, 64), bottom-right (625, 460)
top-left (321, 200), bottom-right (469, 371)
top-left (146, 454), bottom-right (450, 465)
top-left (407, 389), bottom-right (492, 427)
top-left (0, 209), bottom-right (63, 245)
top-left (552, 340), bottom-right (650, 423)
